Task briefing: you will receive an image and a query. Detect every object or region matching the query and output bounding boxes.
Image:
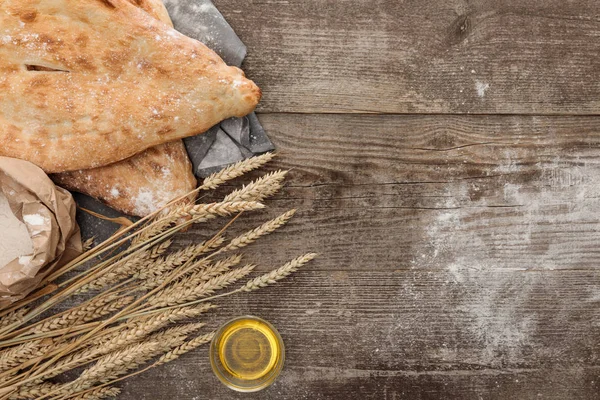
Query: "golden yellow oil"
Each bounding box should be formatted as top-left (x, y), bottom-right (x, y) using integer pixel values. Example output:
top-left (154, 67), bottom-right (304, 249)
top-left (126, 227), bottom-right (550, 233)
top-left (210, 316), bottom-right (284, 392)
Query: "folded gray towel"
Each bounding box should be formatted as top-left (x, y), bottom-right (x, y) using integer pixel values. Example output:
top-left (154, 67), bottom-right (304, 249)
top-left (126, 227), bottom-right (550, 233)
top-left (164, 0), bottom-right (274, 178)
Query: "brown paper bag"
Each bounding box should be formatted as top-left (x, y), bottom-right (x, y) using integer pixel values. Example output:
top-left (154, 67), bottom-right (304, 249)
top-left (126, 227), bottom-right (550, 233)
top-left (0, 157), bottom-right (82, 308)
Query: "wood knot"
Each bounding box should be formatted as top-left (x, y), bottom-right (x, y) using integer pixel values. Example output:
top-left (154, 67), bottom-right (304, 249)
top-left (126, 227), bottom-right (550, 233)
top-left (447, 13), bottom-right (473, 46)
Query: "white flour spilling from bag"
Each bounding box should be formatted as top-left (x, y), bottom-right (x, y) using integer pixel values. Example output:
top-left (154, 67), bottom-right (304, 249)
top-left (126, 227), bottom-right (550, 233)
top-left (0, 192), bottom-right (33, 268)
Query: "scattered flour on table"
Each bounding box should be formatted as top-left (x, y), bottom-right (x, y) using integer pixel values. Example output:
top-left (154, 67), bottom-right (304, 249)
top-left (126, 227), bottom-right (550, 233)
top-left (0, 192), bottom-right (33, 268)
top-left (475, 80), bottom-right (489, 97)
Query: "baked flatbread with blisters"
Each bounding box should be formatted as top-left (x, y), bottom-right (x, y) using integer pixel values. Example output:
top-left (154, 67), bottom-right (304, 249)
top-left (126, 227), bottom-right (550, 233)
top-left (0, 0), bottom-right (261, 173)
top-left (51, 0), bottom-right (197, 217)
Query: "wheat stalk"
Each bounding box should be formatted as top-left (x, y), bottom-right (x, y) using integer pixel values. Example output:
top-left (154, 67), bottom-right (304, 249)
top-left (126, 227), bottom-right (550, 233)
top-left (0, 153), bottom-right (317, 399)
top-left (71, 386), bottom-right (120, 400)
top-left (146, 322), bottom-right (205, 344)
top-left (0, 309), bottom-right (28, 330)
top-left (69, 342), bottom-right (160, 394)
top-left (62, 332), bottom-right (214, 400)
top-left (27, 295), bottom-right (133, 335)
top-left (149, 266), bottom-right (255, 308)
top-left (8, 382), bottom-right (60, 399)
top-left (0, 340), bottom-right (43, 372)
top-left (135, 237), bottom-right (225, 282)
top-left (171, 201), bottom-right (264, 221)
top-left (137, 254), bottom-right (318, 317)
top-left (222, 209), bottom-right (296, 252)
top-left (81, 238), bottom-right (95, 252)
top-left (102, 304), bottom-right (213, 350)
top-left (77, 240), bottom-right (171, 294)
top-left (155, 332), bottom-right (215, 366)
top-left (178, 255), bottom-right (243, 289)
top-left (35, 304), bottom-right (214, 383)
top-left (242, 253), bottom-right (318, 292)
top-left (201, 152), bottom-right (275, 190)
top-left (223, 170), bottom-right (287, 203)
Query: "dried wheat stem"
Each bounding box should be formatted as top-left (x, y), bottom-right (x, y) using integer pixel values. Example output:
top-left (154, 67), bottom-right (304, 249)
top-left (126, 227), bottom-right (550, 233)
top-left (176, 255), bottom-right (243, 290)
top-left (149, 265), bottom-right (255, 308)
top-left (77, 240), bottom-right (171, 294)
top-left (146, 323), bottom-right (205, 344)
top-left (102, 304), bottom-right (214, 349)
top-left (38, 150), bottom-right (263, 288)
top-left (35, 304), bottom-right (213, 383)
top-left (135, 237), bottom-right (225, 282)
top-left (71, 387), bottom-right (120, 400)
top-left (81, 238), bottom-right (95, 253)
top-left (0, 309), bottom-right (28, 330)
top-left (0, 340), bottom-right (43, 372)
top-left (69, 342), bottom-right (160, 394)
top-left (171, 201), bottom-right (264, 221)
top-left (142, 254), bottom-right (318, 318)
top-left (8, 382), bottom-right (60, 400)
top-left (201, 152), bottom-right (275, 190)
top-left (26, 217), bottom-right (240, 386)
top-left (241, 253), bottom-right (318, 292)
top-left (58, 331), bottom-right (214, 400)
top-left (27, 295), bottom-right (133, 335)
top-left (222, 209), bottom-right (296, 252)
top-left (223, 170), bottom-right (287, 203)
top-left (155, 332), bottom-right (215, 366)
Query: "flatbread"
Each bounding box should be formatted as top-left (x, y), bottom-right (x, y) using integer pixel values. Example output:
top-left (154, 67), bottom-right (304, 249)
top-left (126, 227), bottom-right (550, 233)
top-left (52, 141), bottom-right (196, 216)
top-left (51, 0), bottom-right (196, 217)
top-left (0, 0), bottom-right (261, 173)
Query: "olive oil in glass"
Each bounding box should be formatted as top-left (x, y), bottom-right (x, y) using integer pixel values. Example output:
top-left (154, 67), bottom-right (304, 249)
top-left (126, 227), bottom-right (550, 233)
top-left (210, 316), bottom-right (284, 392)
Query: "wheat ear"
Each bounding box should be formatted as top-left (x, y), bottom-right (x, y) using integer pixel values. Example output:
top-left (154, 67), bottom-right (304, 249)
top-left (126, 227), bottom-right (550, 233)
top-left (135, 237), bottom-right (225, 282)
top-left (71, 386), bottom-right (120, 400)
top-left (149, 265), bottom-right (255, 308)
top-left (222, 209), bottom-right (296, 252)
top-left (0, 308), bottom-right (28, 330)
top-left (81, 238), bottom-right (95, 252)
top-left (201, 153), bottom-right (275, 190)
top-left (27, 295), bottom-right (134, 335)
top-left (77, 240), bottom-right (171, 294)
top-left (0, 340), bottom-right (43, 372)
top-left (8, 382), bottom-right (60, 399)
top-left (178, 255), bottom-right (243, 289)
top-left (37, 304), bottom-right (214, 382)
top-left (146, 322), bottom-right (206, 344)
top-left (62, 332), bottom-right (215, 400)
top-left (224, 170), bottom-right (287, 203)
top-left (155, 332), bottom-right (215, 366)
top-left (241, 253), bottom-right (318, 292)
top-left (69, 342), bottom-right (160, 393)
top-left (171, 201), bottom-right (264, 221)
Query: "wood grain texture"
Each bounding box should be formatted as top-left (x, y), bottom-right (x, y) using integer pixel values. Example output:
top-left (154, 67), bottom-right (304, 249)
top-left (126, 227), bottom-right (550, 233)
top-left (119, 114), bottom-right (600, 399)
top-left (213, 0), bottom-right (600, 114)
top-left (77, 0), bottom-right (600, 397)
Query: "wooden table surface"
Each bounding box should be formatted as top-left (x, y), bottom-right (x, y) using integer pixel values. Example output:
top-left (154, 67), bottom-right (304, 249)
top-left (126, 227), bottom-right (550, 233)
top-left (122, 1), bottom-right (600, 398)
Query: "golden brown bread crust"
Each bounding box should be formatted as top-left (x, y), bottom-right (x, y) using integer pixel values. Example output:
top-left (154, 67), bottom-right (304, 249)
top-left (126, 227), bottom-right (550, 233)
top-left (125, 0), bottom-right (171, 23)
top-left (0, 0), bottom-right (261, 173)
top-left (51, 141), bottom-right (196, 216)
top-left (51, 0), bottom-right (197, 217)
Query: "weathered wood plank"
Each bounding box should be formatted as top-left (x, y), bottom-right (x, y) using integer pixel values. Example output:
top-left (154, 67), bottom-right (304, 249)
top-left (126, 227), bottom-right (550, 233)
top-left (118, 114), bottom-right (600, 398)
top-left (120, 270), bottom-right (599, 399)
top-left (213, 0), bottom-right (600, 114)
top-left (177, 114), bottom-right (600, 273)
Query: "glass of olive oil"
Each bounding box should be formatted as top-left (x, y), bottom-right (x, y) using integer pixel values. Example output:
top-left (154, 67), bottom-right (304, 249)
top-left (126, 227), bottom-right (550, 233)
top-left (210, 316), bottom-right (284, 392)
